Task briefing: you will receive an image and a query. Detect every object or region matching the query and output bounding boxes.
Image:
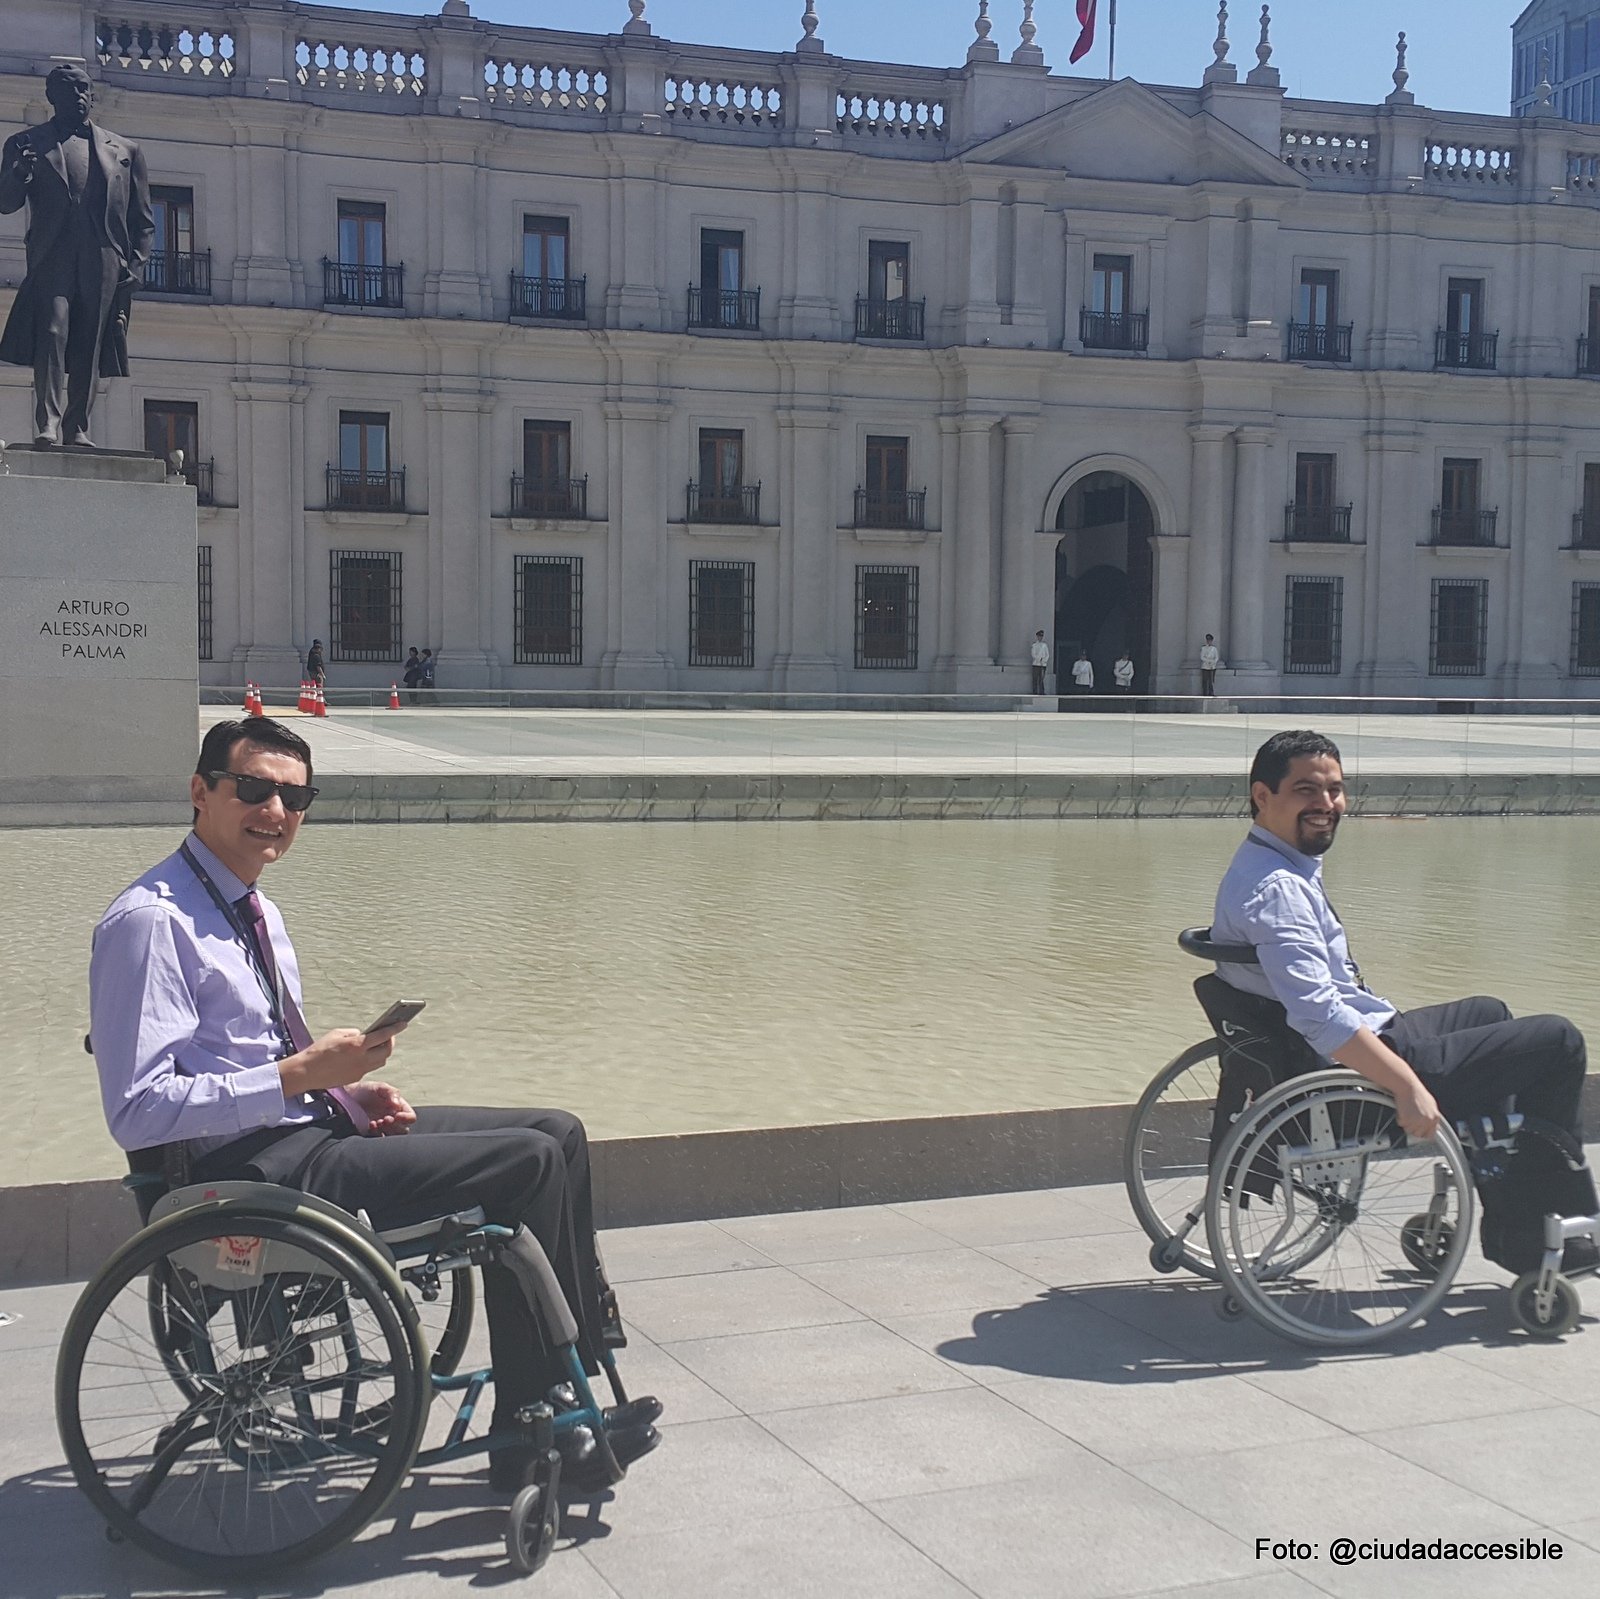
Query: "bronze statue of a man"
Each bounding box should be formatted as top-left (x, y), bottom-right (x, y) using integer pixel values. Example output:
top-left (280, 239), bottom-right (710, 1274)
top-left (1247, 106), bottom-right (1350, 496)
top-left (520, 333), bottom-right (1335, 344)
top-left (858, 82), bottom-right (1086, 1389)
top-left (0, 63), bottom-right (154, 447)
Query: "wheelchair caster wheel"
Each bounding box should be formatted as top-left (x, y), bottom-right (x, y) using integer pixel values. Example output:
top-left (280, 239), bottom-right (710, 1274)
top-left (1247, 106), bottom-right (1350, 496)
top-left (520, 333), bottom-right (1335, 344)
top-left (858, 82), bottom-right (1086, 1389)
top-left (1149, 1237), bottom-right (1187, 1275)
top-left (1215, 1292), bottom-right (1245, 1322)
top-left (506, 1479), bottom-right (560, 1575)
top-left (1399, 1215), bottom-right (1454, 1278)
top-left (1508, 1272), bottom-right (1582, 1340)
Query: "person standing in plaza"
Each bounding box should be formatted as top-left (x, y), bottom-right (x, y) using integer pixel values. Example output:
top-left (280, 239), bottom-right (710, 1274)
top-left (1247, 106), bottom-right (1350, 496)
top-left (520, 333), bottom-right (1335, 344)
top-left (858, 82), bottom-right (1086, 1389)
top-left (1199, 634), bottom-right (1221, 697)
top-left (1114, 651), bottom-right (1135, 696)
top-left (1030, 630), bottom-right (1051, 695)
top-left (402, 645), bottom-right (422, 706)
top-left (306, 638), bottom-right (326, 689)
top-left (420, 647), bottom-right (437, 706)
top-left (1071, 649), bottom-right (1094, 700)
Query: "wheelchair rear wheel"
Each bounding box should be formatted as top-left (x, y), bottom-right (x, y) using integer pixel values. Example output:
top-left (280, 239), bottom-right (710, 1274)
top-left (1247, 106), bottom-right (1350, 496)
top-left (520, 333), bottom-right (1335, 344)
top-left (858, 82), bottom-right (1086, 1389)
top-left (1206, 1070), bottom-right (1474, 1347)
top-left (59, 1208), bottom-right (430, 1578)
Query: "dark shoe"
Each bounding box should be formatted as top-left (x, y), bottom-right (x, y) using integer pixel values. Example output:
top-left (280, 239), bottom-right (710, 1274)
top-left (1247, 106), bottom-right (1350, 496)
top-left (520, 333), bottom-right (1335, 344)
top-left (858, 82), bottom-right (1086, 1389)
top-left (563, 1421), bottom-right (661, 1496)
top-left (549, 1382), bottom-right (663, 1431)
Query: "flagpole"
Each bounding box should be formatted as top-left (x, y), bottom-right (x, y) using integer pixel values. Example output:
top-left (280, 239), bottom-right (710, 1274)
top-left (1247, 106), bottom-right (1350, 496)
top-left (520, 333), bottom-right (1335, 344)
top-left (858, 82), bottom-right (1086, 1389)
top-left (1108, 0), bottom-right (1118, 80)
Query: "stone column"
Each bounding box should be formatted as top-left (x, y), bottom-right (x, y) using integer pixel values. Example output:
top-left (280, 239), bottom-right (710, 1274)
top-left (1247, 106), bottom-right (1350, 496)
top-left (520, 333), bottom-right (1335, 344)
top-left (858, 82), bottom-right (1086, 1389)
top-left (1506, 435), bottom-right (1564, 693)
top-left (1228, 425), bottom-right (1274, 682)
top-left (998, 414), bottom-right (1041, 677)
top-left (1186, 422), bottom-right (1233, 679)
top-left (425, 389), bottom-right (494, 680)
top-left (231, 376), bottom-right (306, 683)
top-left (952, 415), bottom-right (996, 684)
top-left (774, 405), bottom-right (839, 690)
top-left (601, 399), bottom-right (672, 686)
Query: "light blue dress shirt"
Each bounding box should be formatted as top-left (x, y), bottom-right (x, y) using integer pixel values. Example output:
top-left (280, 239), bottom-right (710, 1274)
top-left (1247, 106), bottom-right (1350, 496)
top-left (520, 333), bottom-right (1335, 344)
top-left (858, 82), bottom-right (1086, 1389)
top-left (89, 833), bottom-right (326, 1156)
top-left (1211, 825), bottom-right (1398, 1059)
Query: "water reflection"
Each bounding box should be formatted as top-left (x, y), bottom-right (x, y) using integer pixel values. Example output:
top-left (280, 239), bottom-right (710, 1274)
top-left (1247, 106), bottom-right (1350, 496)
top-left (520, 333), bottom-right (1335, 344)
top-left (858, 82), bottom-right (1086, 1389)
top-left (2, 817), bottom-right (1595, 1186)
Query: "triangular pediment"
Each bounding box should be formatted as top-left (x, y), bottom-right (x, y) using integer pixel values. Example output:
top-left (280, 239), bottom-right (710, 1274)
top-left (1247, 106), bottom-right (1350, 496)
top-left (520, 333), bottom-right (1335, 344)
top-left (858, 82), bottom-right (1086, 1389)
top-left (966, 78), bottom-right (1303, 189)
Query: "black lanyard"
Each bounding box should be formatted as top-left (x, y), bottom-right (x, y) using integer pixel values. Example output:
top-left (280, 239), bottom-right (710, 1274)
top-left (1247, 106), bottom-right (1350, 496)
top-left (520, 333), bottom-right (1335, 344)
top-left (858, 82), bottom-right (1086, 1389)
top-left (180, 841), bottom-right (292, 1052)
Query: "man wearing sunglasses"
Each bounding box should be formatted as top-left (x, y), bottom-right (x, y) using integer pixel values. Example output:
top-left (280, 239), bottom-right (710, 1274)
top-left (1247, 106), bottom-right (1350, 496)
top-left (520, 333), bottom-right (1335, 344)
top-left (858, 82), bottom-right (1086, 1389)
top-left (88, 717), bottom-right (659, 1494)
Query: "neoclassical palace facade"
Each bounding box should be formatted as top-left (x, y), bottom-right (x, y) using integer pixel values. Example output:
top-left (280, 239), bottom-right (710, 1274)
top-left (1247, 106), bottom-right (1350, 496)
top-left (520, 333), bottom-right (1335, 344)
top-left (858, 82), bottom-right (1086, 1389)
top-left (7, 0), bottom-right (1600, 697)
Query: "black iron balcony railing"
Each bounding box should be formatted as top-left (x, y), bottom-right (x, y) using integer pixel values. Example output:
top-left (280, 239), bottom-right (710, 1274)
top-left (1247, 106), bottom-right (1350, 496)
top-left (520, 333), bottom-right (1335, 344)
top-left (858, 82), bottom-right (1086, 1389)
top-left (1579, 336), bottom-right (1600, 376)
top-left (1282, 502), bottom-right (1353, 542)
top-left (686, 480), bottom-right (761, 523)
top-left (143, 248), bottom-right (211, 296)
top-left (322, 259), bottom-right (404, 308)
top-left (1434, 329), bottom-right (1498, 370)
top-left (509, 273), bottom-right (586, 320)
top-left (1079, 308), bottom-right (1149, 351)
top-left (186, 457), bottom-right (215, 506)
top-left (1286, 320), bottom-right (1352, 362)
top-left (1572, 510), bottom-right (1600, 548)
top-left (854, 296), bottom-right (926, 340)
top-left (688, 285), bottom-right (761, 331)
top-left (854, 487), bottom-right (926, 530)
top-left (511, 474), bottom-right (587, 519)
top-left (326, 465), bottom-right (406, 511)
top-left (1430, 506), bottom-right (1499, 546)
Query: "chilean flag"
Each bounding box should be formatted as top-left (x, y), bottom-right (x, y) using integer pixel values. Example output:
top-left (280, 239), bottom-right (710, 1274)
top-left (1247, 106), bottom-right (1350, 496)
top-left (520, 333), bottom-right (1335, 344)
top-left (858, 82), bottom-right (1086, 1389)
top-left (1070, 0), bottom-right (1097, 64)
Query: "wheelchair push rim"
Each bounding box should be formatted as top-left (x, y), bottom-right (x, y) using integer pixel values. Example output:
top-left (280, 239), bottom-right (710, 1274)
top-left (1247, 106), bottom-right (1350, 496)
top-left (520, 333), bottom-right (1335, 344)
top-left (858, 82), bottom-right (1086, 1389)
top-left (1205, 1070), bottom-right (1475, 1348)
top-left (58, 1208), bottom-right (430, 1578)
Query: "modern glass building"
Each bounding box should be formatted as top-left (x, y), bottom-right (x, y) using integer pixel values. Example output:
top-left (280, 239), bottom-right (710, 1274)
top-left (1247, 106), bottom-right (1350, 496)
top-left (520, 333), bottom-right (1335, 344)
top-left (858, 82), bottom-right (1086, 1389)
top-left (1512, 2), bottom-right (1600, 120)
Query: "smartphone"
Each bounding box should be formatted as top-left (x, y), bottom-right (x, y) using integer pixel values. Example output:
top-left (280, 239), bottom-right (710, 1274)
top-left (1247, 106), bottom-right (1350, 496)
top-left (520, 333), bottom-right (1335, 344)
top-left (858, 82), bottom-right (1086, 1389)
top-left (367, 999), bottom-right (426, 1034)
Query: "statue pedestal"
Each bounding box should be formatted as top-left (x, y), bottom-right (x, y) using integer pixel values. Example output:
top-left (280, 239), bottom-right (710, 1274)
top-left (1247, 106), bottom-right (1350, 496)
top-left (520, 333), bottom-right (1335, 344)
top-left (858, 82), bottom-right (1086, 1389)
top-left (0, 446), bottom-right (197, 824)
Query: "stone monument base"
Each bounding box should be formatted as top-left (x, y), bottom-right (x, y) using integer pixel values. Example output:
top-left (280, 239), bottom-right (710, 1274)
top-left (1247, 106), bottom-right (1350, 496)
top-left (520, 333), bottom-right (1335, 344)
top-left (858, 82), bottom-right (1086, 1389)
top-left (0, 445), bottom-right (198, 825)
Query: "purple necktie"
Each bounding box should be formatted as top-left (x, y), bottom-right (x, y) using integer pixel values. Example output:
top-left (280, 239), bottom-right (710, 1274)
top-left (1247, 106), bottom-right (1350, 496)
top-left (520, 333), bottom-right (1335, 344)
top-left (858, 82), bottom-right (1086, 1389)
top-left (235, 889), bottom-right (370, 1134)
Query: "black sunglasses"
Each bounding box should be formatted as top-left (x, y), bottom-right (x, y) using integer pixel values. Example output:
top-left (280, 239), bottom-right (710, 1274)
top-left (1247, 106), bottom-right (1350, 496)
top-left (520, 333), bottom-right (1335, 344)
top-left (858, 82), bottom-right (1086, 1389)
top-left (207, 771), bottom-right (319, 812)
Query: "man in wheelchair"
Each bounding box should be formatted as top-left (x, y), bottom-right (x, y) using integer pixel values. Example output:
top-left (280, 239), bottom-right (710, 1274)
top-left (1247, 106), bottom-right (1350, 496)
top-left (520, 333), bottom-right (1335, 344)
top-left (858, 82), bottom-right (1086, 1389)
top-left (87, 716), bottom-right (661, 1496)
top-left (1211, 728), bottom-right (1598, 1280)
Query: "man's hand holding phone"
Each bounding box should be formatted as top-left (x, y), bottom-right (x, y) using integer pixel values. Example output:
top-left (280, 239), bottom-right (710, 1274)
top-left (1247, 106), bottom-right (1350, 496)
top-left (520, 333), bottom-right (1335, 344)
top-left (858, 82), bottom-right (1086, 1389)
top-left (278, 1001), bottom-right (425, 1099)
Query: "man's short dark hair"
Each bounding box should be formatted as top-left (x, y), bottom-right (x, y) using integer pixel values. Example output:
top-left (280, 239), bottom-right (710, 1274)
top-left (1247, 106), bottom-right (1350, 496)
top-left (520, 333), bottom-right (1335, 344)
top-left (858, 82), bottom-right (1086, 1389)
top-left (1248, 729), bottom-right (1342, 817)
top-left (196, 718), bottom-right (313, 787)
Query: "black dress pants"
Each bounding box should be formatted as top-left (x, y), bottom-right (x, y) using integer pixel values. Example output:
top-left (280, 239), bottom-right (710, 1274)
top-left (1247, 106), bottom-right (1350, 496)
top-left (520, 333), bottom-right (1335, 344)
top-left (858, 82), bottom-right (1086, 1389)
top-left (199, 1105), bottom-right (602, 1425)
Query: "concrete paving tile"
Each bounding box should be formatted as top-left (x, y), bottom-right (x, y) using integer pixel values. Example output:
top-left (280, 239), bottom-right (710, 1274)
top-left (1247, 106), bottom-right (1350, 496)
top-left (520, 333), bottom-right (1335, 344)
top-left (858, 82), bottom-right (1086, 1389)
top-left (0, 1280), bottom-right (82, 1351)
top-left (713, 1205), bottom-right (952, 1265)
top-left (665, 1319), bottom-right (973, 1415)
top-left (1555, 1514), bottom-right (1600, 1553)
top-left (1366, 1405), bottom-right (1600, 1527)
top-left (982, 1229), bottom-right (1186, 1288)
top-left (1135, 1578), bottom-right (1331, 1599)
top-left (755, 1385), bottom-right (1089, 1502)
top-left (997, 1367), bottom-right (1340, 1467)
top-left (585, 1504), bottom-right (977, 1599)
top-left (1443, 1308), bottom-right (1600, 1404)
top-left (561, 1416), bottom-right (848, 1543)
top-left (872, 1460), bottom-right (1263, 1599)
top-left (882, 1291), bottom-right (1191, 1388)
top-left (600, 1335), bottom-right (740, 1424)
top-left (791, 1247), bottom-right (1047, 1321)
top-left (599, 1219), bottom-right (776, 1283)
top-left (616, 1266), bottom-right (859, 1344)
top-left (888, 1188), bottom-right (1138, 1247)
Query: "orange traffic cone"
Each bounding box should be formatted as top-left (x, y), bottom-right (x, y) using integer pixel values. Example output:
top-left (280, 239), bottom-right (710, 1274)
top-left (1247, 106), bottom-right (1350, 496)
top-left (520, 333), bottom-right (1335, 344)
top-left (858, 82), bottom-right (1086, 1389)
top-left (388, 683), bottom-right (400, 710)
top-left (242, 682), bottom-right (254, 713)
top-left (296, 680), bottom-right (310, 714)
top-left (314, 683), bottom-right (328, 718)
top-left (250, 682), bottom-right (264, 717)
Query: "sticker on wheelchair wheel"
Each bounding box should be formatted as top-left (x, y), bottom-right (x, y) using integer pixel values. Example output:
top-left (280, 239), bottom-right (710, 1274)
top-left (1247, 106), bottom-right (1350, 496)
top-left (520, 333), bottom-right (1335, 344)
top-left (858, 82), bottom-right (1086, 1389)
top-left (215, 1236), bottom-right (265, 1277)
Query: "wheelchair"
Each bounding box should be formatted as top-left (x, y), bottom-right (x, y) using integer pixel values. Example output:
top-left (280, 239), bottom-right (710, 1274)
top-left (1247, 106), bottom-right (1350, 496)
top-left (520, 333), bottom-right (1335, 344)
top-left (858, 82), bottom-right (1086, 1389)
top-left (54, 1152), bottom-right (641, 1579)
top-left (1123, 928), bottom-right (1600, 1346)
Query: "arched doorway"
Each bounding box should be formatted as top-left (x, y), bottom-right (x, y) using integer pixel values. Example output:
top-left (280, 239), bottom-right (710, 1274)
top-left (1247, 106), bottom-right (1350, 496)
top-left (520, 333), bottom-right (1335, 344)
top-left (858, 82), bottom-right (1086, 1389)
top-left (1054, 471), bottom-right (1155, 695)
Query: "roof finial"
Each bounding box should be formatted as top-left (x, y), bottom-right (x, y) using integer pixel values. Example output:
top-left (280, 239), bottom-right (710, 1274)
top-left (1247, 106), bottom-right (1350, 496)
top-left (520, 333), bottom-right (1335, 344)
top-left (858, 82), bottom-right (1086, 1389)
top-left (623, 0), bottom-right (650, 36)
top-left (797, 0), bottom-right (823, 54)
top-left (1385, 29), bottom-right (1413, 105)
top-left (1534, 44), bottom-right (1556, 113)
top-left (1204, 1), bottom-right (1238, 84)
top-left (1245, 3), bottom-right (1279, 87)
top-left (1012, 0), bottom-right (1044, 66)
top-left (968, 0), bottom-right (1000, 63)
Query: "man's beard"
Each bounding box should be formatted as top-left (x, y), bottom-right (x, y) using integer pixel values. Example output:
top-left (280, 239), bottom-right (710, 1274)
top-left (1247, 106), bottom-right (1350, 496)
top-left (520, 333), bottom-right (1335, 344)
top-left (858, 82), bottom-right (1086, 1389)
top-left (1297, 813), bottom-right (1341, 855)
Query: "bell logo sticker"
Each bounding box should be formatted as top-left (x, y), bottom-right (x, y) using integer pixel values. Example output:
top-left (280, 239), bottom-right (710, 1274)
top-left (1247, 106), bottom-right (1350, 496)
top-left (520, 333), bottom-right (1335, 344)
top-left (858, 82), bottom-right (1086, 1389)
top-left (216, 1236), bottom-right (265, 1277)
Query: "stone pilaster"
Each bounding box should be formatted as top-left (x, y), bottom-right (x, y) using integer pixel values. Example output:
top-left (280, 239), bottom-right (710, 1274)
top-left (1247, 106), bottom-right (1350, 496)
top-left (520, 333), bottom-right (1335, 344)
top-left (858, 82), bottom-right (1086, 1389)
top-left (774, 404), bottom-right (839, 690)
top-left (1228, 424), bottom-right (1274, 682)
top-left (601, 398), bottom-right (672, 685)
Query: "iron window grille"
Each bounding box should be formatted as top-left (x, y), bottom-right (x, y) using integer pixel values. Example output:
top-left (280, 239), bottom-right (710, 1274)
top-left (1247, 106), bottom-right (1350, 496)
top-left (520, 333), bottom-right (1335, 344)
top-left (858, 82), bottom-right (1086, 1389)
top-left (1283, 575), bottom-right (1343, 675)
top-left (855, 565), bottom-right (919, 670)
top-left (1430, 507), bottom-right (1499, 547)
top-left (689, 559), bottom-right (755, 667)
top-left (1282, 503), bottom-right (1353, 542)
top-left (1429, 578), bottom-right (1488, 677)
top-left (1286, 321), bottom-right (1352, 362)
top-left (854, 487), bottom-right (926, 530)
top-left (514, 555), bottom-right (583, 665)
top-left (854, 297), bottom-right (925, 340)
top-left (1572, 584), bottom-right (1600, 676)
top-left (1434, 329), bottom-right (1498, 369)
top-left (329, 550), bottom-right (402, 662)
top-left (327, 465), bottom-right (405, 512)
top-left (197, 543), bottom-right (213, 661)
top-left (322, 258), bottom-right (404, 308)
top-left (1079, 308), bottom-right (1149, 351)
top-left (509, 273), bottom-right (586, 320)
top-left (686, 481), bottom-right (761, 524)
top-left (144, 248), bottom-right (212, 295)
top-left (1579, 336), bottom-right (1600, 376)
top-left (688, 285), bottom-right (761, 330)
top-left (511, 475), bottom-right (587, 519)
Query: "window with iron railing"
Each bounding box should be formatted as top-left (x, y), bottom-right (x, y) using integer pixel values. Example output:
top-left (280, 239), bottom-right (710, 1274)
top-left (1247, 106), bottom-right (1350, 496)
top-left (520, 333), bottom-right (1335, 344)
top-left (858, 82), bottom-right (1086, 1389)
top-left (1432, 458), bottom-right (1495, 544)
top-left (1284, 453), bottom-right (1350, 540)
top-left (1437, 278), bottom-right (1495, 367)
top-left (691, 228), bottom-right (759, 329)
top-left (1079, 307), bottom-right (1148, 350)
top-left (327, 200), bottom-right (401, 306)
top-left (512, 215), bottom-right (584, 319)
top-left (1576, 462), bottom-right (1600, 547)
top-left (330, 550), bottom-right (402, 662)
top-left (515, 420), bottom-right (580, 516)
top-left (509, 272), bottom-right (586, 319)
top-left (1572, 583), bottom-right (1600, 676)
top-left (515, 554), bottom-right (582, 665)
top-left (855, 295), bottom-right (925, 340)
top-left (1283, 575), bottom-right (1343, 674)
top-left (197, 544), bottom-right (213, 662)
top-left (856, 435), bottom-right (924, 528)
top-left (856, 565), bottom-right (918, 669)
top-left (857, 240), bottom-right (922, 339)
top-left (331, 412), bottom-right (403, 510)
top-left (689, 559), bottom-right (754, 667)
top-left (512, 474), bottom-right (586, 519)
top-left (688, 429), bottom-right (758, 521)
top-left (1429, 578), bottom-right (1488, 676)
top-left (145, 185), bottom-right (211, 295)
top-left (1286, 321), bottom-right (1351, 361)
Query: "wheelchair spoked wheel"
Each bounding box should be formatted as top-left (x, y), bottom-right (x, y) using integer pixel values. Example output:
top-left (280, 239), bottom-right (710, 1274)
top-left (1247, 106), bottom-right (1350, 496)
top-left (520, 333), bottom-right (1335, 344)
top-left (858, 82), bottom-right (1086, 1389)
top-left (1205, 1070), bottom-right (1474, 1348)
top-left (59, 1209), bottom-right (429, 1578)
top-left (1125, 1040), bottom-right (1225, 1279)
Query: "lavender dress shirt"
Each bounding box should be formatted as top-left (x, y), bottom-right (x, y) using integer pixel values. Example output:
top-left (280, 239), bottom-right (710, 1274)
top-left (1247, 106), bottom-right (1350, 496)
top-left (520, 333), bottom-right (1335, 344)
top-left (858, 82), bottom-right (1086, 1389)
top-left (88, 833), bottom-right (328, 1158)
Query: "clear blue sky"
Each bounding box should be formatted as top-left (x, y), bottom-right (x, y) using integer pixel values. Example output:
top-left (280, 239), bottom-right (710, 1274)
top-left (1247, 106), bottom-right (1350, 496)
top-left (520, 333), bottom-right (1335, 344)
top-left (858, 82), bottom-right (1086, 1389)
top-left (320, 1), bottom-right (1522, 115)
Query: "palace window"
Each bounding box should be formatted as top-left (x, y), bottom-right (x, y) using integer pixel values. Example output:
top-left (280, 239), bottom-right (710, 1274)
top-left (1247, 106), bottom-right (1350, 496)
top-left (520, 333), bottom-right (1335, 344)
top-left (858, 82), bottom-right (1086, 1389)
top-left (1573, 584), bottom-right (1600, 676)
top-left (1429, 578), bottom-right (1488, 677)
top-left (1283, 576), bottom-right (1343, 675)
top-left (689, 559), bottom-right (754, 667)
top-left (856, 565), bottom-right (919, 669)
top-left (143, 399), bottom-right (212, 504)
top-left (197, 544), bottom-right (213, 662)
top-left (145, 185), bottom-right (209, 294)
top-left (329, 550), bottom-right (402, 662)
top-left (515, 555), bottom-right (583, 665)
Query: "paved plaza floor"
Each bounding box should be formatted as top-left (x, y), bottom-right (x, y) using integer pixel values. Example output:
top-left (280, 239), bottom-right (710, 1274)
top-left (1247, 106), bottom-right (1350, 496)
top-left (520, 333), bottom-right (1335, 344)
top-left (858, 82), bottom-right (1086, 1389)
top-left (203, 705), bottom-right (1600, 780)
top-left (6, 1172), bottom-right (1600, 1598)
